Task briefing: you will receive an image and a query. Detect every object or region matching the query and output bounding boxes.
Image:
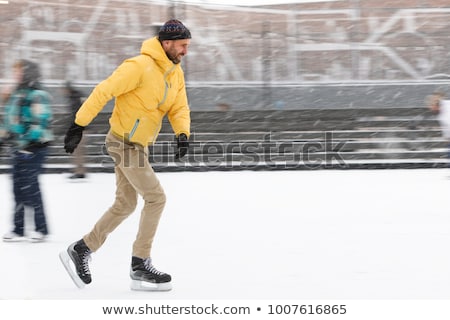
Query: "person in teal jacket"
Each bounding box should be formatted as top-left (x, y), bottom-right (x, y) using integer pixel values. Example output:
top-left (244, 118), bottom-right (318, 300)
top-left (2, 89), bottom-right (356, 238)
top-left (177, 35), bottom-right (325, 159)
top-left (0, 59), bottom-right (53, 242)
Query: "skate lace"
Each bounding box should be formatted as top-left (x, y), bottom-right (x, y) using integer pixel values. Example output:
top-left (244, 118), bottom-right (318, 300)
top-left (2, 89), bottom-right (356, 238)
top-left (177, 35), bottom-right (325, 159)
top-left (81, 250), bottom-right (91, 275)
top-left (144, 258), bottom-right (165, 276)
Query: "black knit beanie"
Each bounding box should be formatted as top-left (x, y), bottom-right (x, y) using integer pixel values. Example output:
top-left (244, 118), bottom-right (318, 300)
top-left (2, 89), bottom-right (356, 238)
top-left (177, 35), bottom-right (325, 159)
top-left (158, 19), bottom-right (191, 41)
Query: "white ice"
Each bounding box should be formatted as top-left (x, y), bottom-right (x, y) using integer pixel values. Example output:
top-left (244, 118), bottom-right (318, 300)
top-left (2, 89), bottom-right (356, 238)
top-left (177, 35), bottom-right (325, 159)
top-left (0, 169), bottom-right (449, 300)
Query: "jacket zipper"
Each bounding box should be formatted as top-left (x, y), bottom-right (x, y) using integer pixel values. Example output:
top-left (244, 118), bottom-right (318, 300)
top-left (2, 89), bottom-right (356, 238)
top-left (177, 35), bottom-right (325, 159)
top-left (129, 118), bottom-right (140, 140)
top-left (158, 65), bottom-right (176, 108)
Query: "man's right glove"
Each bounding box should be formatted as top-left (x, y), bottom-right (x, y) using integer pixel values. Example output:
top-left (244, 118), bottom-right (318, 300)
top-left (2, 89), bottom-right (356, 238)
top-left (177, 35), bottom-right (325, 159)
top-left (175, 133), bottom-right (189, 160)
top-left (64, 122), bottom-right (85, 153)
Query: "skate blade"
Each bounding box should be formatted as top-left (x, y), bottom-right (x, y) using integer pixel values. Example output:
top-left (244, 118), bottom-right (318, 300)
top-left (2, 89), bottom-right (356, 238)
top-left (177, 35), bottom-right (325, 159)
top-left (28, 236), bottom-right (48, 243)
top-left (29, 238), bottom-right (47, 243)
top-left (3, 237), bottom-right (27, 243)
top-left (130, 280), bottom-right (172, 292)
top-left (59, 250), bottom-right (86, 289)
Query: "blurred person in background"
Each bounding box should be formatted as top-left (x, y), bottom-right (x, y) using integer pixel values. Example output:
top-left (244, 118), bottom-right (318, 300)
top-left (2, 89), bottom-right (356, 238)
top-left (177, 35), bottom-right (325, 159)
top-left (59, 19), bottom-right (191, 291)
top-left (0, 59), bottom-right (53, 242)
top-left (427, 91), bottom-right (450, 163)
top-left (63, 81), bottom-right (87, 179)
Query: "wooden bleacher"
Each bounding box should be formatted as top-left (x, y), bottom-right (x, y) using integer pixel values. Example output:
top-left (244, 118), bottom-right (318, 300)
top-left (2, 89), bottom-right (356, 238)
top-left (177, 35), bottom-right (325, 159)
top-left (0, 107), bottom-right (447, 173)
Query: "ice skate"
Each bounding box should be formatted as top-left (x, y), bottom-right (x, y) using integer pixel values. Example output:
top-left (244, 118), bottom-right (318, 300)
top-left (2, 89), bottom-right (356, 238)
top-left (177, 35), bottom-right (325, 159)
top-left (59, 239), bottom-right (92, 288)
top-left (130, 257), bottom-right (172, 291)
top-left (2, 231), bottom-right (25, 242)
top-left (28, 231), bottom-right (47, 243)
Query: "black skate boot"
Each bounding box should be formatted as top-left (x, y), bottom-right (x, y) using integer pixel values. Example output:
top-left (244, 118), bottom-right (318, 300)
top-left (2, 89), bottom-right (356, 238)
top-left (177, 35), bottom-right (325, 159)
top-left (59, 239), bottom-right (92, 288)
top-left (130, 256), bottom-right (172, 291)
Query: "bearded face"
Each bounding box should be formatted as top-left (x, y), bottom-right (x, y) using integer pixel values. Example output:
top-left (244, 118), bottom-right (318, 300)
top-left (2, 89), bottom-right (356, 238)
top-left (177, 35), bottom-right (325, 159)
top-left (162, 39), bottom-right (190, 64)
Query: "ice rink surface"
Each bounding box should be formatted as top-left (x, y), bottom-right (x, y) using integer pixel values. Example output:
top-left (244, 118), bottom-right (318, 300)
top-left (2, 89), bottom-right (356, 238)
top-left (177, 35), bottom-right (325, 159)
top-left (0, 169), bottom-right (449, 300)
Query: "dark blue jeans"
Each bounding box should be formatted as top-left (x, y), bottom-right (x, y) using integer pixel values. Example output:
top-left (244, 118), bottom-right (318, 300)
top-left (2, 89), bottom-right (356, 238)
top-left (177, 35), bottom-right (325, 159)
top-left (11, 147), bottom-right (48, 236)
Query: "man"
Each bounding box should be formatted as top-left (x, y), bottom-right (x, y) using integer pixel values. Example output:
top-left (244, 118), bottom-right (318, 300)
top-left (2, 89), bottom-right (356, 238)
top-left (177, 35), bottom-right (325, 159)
top-left (59, 19), bottom-right (191, 291)
top-left (428, 91), bottom-right (450, 163)
top-left (62, 81), bottom-right (87, 179)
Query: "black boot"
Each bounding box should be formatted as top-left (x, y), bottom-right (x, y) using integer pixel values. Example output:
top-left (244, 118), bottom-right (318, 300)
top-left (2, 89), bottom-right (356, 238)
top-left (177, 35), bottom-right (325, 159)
top-left (67, 239), bottom-right (92, 284)
top-left (130, 256), bottom-right (171, 283)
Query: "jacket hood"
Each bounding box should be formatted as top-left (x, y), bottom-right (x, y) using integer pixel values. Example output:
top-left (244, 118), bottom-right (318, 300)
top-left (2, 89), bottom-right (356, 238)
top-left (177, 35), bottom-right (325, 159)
top-left (17, 59), bottom-right (41, 90)
top-left (140, 37), bottom-right (176, 70)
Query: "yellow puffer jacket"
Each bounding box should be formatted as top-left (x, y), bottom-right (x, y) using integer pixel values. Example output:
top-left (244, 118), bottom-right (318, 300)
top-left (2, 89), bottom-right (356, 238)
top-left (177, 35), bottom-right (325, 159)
top-left (75, 36), bottom-right (190, 146)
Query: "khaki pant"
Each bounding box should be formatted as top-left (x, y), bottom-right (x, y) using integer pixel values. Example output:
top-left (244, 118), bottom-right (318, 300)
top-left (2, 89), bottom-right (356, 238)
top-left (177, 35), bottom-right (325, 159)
top-left (83, 131), bottom-right (166, 258)
top-left (72, 134), bottom-right (86, 175)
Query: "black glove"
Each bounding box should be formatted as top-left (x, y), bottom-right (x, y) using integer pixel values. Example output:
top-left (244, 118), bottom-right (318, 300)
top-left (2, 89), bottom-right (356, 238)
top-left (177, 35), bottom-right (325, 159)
top-left (64, 122), bottom-right (85, 153)
top-left (175, 133), bottom-right (189, 160)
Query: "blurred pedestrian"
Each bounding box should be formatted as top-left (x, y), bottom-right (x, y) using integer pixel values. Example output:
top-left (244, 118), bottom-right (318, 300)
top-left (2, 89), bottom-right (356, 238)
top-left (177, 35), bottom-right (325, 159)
top-left (0, 59), bottom-right (53, 242)
top-left (427, 91), bottom-right (450, 162)
top-left (63, 81), bottom-right (87, 179)
top-left (59, 19), bottom-right (191, 291)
